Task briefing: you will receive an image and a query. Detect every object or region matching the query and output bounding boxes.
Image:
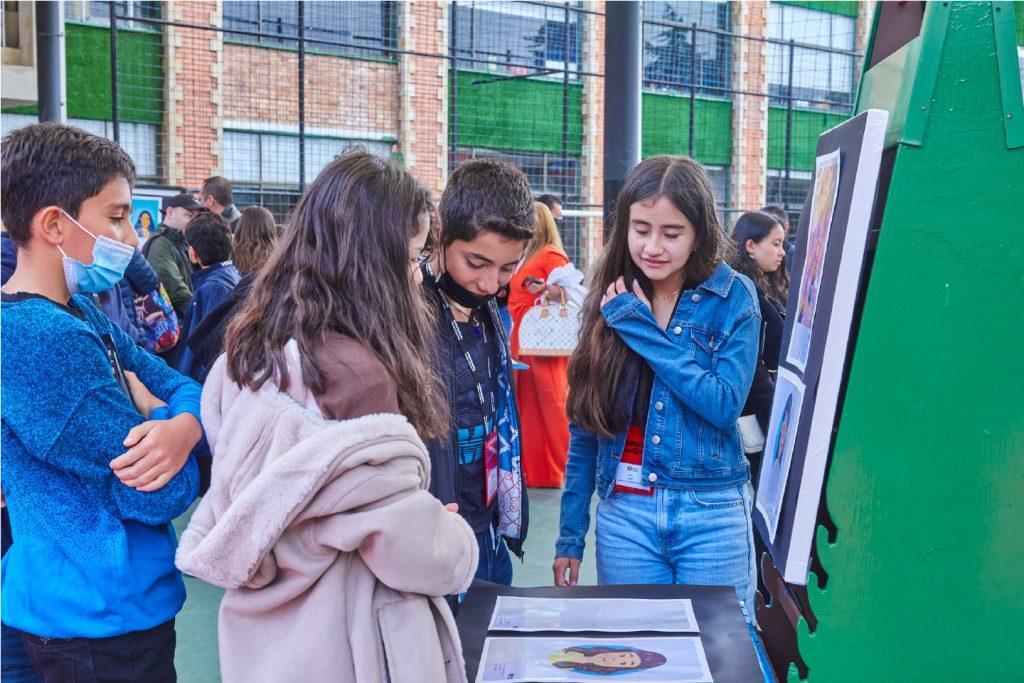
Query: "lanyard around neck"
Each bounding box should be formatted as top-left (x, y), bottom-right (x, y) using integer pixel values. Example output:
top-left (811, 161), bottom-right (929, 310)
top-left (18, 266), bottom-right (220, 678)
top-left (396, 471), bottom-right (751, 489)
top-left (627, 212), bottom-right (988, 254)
top-left (437, 291), bottom-right (495, 430)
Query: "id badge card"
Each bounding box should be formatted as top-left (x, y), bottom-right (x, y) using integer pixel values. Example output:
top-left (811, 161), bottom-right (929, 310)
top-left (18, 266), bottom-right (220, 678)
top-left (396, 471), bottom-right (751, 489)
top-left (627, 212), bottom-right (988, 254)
top-left (485, 429), bottom-right (499, 505)
top-left (614, 425), bottom-right (653, 495)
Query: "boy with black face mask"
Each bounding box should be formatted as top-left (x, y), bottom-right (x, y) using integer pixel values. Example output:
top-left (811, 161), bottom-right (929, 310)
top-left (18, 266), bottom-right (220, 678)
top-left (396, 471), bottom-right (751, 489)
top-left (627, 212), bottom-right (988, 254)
top-left (422, 158), bottom-right (535, 585)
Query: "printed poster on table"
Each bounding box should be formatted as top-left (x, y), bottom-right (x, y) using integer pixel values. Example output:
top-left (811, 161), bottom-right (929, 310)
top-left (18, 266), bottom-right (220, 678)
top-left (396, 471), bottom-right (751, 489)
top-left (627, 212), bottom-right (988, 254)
top-left (786, 149), bottom-right (841, 371)
top-left (755, 367), bottom-right (805, 543)
top-left (477, 636), bottom-right (713, 683)
top-left (488, 597), bottom-right (698, 633)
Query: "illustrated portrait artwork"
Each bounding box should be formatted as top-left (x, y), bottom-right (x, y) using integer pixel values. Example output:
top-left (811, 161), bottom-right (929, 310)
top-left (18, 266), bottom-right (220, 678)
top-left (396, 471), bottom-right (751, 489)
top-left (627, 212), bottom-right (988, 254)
top-left (548, 645), bottom-right (668, 676)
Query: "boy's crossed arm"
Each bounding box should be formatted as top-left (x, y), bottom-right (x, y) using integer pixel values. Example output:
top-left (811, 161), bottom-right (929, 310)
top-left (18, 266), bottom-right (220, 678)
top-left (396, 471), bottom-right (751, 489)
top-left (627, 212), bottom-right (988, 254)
top-left (6, 324), bottom-right (201, 524)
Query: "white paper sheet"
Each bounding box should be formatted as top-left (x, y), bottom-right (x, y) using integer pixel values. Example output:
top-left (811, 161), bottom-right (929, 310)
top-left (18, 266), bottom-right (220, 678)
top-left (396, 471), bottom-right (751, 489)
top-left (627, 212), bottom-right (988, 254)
top-left (488, 597), bottom-right (698, 633)
top-left (477, 636), bottom-right (713, 683)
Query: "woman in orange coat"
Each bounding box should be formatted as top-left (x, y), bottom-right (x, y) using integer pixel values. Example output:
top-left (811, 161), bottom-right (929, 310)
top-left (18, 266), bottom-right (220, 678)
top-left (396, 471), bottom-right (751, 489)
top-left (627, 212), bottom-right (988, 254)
top-left (508, 202), bottom-right (572, 488)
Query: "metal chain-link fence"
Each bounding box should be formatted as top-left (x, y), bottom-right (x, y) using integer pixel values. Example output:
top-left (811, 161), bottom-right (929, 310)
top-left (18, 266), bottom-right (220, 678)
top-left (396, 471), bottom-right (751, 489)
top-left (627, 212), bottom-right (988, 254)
top-left (1, 1), bottom-right (863, 267)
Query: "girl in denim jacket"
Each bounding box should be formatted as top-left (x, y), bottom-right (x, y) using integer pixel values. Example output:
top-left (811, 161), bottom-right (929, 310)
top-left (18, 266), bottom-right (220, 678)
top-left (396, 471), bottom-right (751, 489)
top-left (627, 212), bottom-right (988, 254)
top-left (553, 156), bottom-right (761, 622)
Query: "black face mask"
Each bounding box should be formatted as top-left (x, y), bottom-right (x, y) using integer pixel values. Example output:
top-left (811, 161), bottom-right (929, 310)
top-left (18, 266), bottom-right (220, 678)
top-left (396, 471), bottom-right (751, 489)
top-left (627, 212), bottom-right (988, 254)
top-left (437, 270), bottom-right (497, 310)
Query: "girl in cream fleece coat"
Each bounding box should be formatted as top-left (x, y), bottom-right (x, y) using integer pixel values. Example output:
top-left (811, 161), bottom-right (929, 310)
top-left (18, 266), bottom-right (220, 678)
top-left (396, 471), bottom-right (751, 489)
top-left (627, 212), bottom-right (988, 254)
top-left (177, 151), bottom-right (479, 682)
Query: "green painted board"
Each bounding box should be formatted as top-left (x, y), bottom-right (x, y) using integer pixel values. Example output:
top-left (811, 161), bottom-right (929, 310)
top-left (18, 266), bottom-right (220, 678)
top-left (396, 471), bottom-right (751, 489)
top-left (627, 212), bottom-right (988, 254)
top-left (642, 94), bottom-right (732, 166)
top-left (3, 23), bottom-right (164, 125)
top-left (793, 3), bottom-right (1024, 679)
top-left (767, 107), bottom-right (849, 171)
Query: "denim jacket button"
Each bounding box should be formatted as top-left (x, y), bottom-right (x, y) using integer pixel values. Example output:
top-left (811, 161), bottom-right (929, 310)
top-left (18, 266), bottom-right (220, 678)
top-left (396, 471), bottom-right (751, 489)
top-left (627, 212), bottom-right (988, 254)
top-left (691, 293), bottom-right (701, 303)
top-left (673, 326), bottom-right (682, 335)
top-left (655, 401), bottom-right (664, 411)
top-left (648, 472), bottom-right (658, 483)
top-left (651, 434), bottom-right (661, 445)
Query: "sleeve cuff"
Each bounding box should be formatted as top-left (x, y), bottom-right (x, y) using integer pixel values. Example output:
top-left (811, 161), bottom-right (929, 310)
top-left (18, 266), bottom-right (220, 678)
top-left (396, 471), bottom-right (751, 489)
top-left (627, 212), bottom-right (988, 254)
top-left (555, 537), bottom-right (585, 560)
top-left (599, 293), bottom-right (640, 325)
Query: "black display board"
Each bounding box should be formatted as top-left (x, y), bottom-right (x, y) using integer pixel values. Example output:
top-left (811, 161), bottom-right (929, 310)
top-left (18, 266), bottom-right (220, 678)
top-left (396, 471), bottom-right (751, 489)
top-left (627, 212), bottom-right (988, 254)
top-left (456, 581), bottom-right (768, 682)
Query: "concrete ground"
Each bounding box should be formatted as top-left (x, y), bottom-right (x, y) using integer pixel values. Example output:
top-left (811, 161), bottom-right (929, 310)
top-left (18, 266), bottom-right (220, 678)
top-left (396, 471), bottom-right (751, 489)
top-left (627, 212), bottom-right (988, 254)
top-left (172, 487), bottom-right (597, 682)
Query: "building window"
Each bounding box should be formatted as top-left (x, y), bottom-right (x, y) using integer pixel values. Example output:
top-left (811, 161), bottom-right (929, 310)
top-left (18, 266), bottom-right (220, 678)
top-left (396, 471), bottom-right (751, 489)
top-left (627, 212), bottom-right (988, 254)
top-left (766, 168), bottom-right (813, 228)
top-left (224, 129), bottom-right (391, 219)
top-left (452, 2), bottom-right (582, 77)
top-left (701, 164), bottom-right (730, 220)
top-left (642, 1), bottom-right (732, 96)
top-left (767, 3), bottom-right (856, 112)
top-left (63, 1), bottom-right (161, 29)
top-left (3, 1), bottom-right (21, 49)
top-left (1, 113), bottom-right (160, 180)
top-left (454, 147), bottom-right (578, 197)
top-left (223, 1), bottom-right (397, 58)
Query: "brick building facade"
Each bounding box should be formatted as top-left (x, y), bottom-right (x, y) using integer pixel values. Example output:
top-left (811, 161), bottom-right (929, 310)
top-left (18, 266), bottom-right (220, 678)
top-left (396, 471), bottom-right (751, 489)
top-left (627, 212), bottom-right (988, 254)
top-left (2, 0), bottom-right (885, 267)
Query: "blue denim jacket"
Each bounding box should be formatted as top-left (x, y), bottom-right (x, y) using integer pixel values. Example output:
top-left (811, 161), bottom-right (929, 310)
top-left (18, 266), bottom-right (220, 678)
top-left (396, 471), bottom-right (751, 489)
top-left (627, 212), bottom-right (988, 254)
top-left (556, 262), bottom-right (761, 560)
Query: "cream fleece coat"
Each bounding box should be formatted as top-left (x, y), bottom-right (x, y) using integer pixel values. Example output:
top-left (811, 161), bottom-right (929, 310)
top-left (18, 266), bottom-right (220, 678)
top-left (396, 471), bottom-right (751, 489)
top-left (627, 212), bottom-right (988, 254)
top-left (177, 350), bottom-right (478, 682)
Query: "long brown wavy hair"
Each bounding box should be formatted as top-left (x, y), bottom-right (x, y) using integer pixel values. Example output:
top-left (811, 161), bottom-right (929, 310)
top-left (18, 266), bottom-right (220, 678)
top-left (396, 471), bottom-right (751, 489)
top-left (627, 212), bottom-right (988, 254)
top-left (567, 156), bottom-right (731, 437)
top-left (225, 151), bottom-right (448, 438)
top-left (232, 205), bottom-right (281, 275)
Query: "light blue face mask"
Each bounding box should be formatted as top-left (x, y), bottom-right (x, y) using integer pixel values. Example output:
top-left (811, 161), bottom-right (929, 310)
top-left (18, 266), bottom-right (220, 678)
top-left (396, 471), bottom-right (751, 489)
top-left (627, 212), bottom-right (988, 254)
top-left (57, 209), bottom-right (135, 294)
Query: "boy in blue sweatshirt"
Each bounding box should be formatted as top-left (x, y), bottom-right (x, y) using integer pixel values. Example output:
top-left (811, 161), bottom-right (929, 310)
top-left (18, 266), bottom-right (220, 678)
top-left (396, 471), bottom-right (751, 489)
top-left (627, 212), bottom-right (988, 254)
top-left (1, 123), bottom-right (203, 681)
top-left (175, 211), bottom-right (240, 382)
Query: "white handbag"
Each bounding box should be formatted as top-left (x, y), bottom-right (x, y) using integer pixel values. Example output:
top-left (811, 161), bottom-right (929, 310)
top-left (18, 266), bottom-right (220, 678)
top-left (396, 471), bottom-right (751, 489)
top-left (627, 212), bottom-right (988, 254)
top-left (517, 298), bottom-right (581, 357)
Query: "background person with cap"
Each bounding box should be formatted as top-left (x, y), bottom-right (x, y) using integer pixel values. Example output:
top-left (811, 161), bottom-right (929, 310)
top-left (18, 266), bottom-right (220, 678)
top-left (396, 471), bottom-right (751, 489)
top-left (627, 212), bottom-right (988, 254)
top-left (144, 193), bottom-right (200, 320)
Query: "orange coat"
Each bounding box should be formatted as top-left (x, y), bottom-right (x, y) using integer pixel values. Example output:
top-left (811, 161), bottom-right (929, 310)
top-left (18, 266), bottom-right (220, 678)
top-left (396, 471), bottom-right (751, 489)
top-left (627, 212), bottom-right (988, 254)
top-left (508, 244), bottom-right (571, 488)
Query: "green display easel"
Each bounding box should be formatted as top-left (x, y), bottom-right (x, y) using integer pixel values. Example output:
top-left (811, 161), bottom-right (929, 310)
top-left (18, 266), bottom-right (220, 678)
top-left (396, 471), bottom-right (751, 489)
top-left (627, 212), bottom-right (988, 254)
top-left (781, 2), bottom-right (1024, 680)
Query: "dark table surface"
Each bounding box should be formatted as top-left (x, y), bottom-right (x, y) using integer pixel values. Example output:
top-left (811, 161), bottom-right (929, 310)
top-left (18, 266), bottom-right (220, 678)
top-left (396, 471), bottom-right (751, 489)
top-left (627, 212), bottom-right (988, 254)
top-left (456, 581), bottom-right (766, 682)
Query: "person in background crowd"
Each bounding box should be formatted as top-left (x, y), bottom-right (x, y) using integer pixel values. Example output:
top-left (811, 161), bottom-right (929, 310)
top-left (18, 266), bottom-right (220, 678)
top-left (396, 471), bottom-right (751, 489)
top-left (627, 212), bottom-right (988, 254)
top-left (508, 202), bottom-right (571, 488)
top-left (144, 193), bottom-right (199, 319)
top-left (2, 230), bottom-right (18, 284)
top-left (186, 206), bottom-right (280, 383)
top-left (1, 122), bottom-right (201, 683)
top-left (554, 157), bottom-right (761, 629)
top-left (728, 211), bottom-right (788, 475)
top-left (760, 204), bottom-right (795, 267)
top-left (753, 207), bottom-right (791, 308)
top-left (118, 223), bottom-right (162, 340)
top-left (537, 193), bottom-right (564, 222)
top-left (422, 158), bottom-right (533, 586)
top-left (176, 151), bottom-right (476, 683)
top-left (175, 212), bottom-right (240, 382)
top-left (199, 176), bottom-right (241, 229)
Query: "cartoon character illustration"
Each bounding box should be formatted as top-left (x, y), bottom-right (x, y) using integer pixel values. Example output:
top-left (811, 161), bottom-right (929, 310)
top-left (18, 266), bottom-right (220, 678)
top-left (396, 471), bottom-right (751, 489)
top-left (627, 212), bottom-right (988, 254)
top-left (548, 645), bottom-right (667, 676)
top-left (770, 394), bottom-right (794, 468)
top-left (135, 209), bottom-right (154, 240)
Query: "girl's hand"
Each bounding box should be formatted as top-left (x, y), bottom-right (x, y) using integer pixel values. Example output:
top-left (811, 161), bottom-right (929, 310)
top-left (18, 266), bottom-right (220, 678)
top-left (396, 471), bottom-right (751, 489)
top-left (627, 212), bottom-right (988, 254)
top-left (443, 503), bottom-right (459, 513)
top-left (630, 279), bottom-right (652, 310)
top-left (600, 276), bottom-right (629, 307)
top-left (553, 557), bottom-right (581, 586)
top-left (545, 283), bottom-right (567, 304)
top-left (110, 413), bottom-right (202, 492)
top-left (526, 281), bottom-right (546, 295)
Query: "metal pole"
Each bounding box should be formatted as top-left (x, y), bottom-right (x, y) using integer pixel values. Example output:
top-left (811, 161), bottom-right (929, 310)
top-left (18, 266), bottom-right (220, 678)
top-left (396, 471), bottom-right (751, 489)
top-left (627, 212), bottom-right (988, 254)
top-left (109, 1), bottom-right (119, 139)
top-left (297, 0), bottom-right (306, 188)
top-left (688, 22), bottom-right (696, 158)
top-left (36, 0), bottom-right (66, 123)
top-left (450, 1), bottom-right (459, 170)
top-left (603, 0), bottom-right (641, 229)
top-left (784, 39), bottom-right (795, 207)
top-left (562, 3), bottom-right (571, 256)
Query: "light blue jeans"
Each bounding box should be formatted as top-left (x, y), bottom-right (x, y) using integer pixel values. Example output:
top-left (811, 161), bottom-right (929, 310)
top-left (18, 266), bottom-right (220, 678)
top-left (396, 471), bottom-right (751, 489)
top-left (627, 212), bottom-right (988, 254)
top-left (595, 483), bottom-right (757, 624)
